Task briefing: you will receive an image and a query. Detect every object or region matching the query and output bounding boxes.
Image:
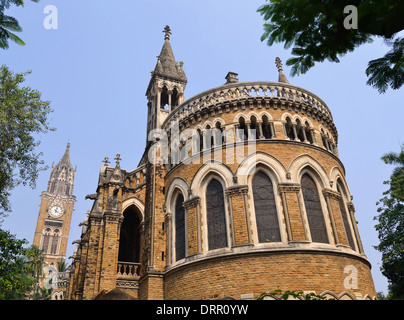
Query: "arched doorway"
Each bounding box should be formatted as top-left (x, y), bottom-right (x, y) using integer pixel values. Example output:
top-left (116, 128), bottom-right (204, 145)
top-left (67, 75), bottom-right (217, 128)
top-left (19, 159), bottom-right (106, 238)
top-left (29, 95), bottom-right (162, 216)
top-left (118, 205), bottom-right (142, 263)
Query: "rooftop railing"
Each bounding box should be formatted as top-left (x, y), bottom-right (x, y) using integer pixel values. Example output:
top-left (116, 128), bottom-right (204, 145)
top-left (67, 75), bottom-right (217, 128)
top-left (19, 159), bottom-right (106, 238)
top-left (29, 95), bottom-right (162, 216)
top-left (162, 81), bottom-right (333, 130)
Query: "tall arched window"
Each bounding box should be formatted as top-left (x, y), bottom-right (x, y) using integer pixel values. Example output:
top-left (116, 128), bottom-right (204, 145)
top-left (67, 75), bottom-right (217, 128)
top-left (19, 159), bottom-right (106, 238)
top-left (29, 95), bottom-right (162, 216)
top-left (337, 182), bottom-right (355, 249)
top-left (206, 179), bottom-right (228, 250)
top-left (175, 193), bottom-right (186, 261)
top-left (42, 228), bottom-right (51, 253)
top-left (301, 173), bottom-right (329, 243)
top-left (285, 117), bottom-right (295, 140)
top-left (252, 171), bottom-right (281, 242)
top-left (118, 206), bottom-right (142, 263)
top-left (50, 229), bottom-right (60, 255)
top-left (262, 115), bottom-right (271, 139)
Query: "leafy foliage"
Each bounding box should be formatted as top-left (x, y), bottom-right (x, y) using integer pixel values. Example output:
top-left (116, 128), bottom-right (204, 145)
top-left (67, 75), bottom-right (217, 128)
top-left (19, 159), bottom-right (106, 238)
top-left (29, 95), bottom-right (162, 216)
top-left (258, 0), bottom-right (404, 93)
top-left (374, 145), bottom-right (404, 299)
top-left (0, 65), bottom-right (54, 218)
top-left (0, 0), bottom-right (40, 49)
top-left (0, 229), bottom-right (35, 299)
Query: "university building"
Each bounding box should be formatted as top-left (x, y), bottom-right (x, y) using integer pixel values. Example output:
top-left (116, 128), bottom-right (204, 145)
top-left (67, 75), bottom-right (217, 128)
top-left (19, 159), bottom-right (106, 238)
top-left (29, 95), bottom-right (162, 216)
top-left (66, 26), bottom-right (376, 300)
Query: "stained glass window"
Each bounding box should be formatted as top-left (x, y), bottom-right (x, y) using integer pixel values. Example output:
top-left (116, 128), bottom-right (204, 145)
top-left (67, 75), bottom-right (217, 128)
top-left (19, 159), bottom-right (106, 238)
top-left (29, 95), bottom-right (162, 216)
top-left (252, 172), bottom-right (281, 242)
top-left (206, 179), bottom-right (228, 250)
top-left (301, 174), bottom-right (328, 243)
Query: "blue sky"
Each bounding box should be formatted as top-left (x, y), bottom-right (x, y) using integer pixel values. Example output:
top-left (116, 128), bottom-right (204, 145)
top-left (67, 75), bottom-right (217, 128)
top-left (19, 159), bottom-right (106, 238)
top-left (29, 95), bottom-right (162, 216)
top-left (2, 0), bottom-right (403, 295)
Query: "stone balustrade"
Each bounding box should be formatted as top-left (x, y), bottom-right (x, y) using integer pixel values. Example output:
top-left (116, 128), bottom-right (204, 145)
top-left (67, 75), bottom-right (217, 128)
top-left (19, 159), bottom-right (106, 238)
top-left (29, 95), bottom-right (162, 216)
top-left (117, 261), bottom-right (141, 277)
top-left (162, 81), bottom-right (333, 130)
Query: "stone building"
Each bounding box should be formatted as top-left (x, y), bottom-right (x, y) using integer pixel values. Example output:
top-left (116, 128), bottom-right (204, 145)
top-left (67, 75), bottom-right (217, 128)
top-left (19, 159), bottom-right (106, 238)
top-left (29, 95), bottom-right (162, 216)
top-left (67, 26), bottom-right (377, 300)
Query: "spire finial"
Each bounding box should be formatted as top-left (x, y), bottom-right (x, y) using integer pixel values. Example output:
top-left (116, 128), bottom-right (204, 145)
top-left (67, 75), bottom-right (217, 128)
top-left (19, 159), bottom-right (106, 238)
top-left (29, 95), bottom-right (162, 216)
top-left (275, 57), bottom-right (283, 71)
top-left (102, 156), bottom-right (110, 166)
top-left (114, 153), bottom-right (122, 166)
top-left (163, 25), bottom-right (172, 40)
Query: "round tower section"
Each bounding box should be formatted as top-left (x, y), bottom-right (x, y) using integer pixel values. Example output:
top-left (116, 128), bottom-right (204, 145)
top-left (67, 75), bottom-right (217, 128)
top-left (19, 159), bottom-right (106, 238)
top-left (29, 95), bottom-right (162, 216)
top-left (160, 75), bottom-right (376, 300)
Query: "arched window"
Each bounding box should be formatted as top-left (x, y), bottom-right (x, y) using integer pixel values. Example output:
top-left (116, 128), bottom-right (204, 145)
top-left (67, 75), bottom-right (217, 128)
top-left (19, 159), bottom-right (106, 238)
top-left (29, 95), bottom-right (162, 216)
top-left (175, 193), bottom-right (186, 261)
top-left (296, 119), bottom-right (305, 142)
top-left (118, 206), bottom-right (142, 263)
top-left (42, 228), bottom-right (51, 253)
top-left (50, 229), bottom-right (60, 255)
top-left (285, 117), bottom-right (295, 140)
top-left (206, 179), bottom-right (228, 250)
top-left (238, 117), bottom-right (248, 140)
top-left (305, 121), bottom-right (314, 144)
top-left (337, 182), bottom-right (355, 249)
top-left (252, 171), bottom-right (281, 242)
top-left (262, 115), bottom-right (271, 139)
top-left (250, 116), bottom-right (259, 140)
top-left (301, 174), bottom-right (329, 243)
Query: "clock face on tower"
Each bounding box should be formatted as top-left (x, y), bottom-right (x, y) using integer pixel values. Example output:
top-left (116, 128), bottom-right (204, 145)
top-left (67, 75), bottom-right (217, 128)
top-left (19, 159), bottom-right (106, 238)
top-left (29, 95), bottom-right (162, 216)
top-left (49, 205), bottom-right (63, 218)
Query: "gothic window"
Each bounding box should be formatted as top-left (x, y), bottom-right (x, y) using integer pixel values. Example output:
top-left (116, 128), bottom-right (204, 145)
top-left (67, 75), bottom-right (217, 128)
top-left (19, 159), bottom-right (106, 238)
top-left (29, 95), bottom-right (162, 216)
top-left (175, 193), bottom-right (186, 261)
top-left (250, 116), bottom-right (259, 140)
top-left (205, 125), bottom-right (213, 149)
top-left (301, 174), bottom-right (329, 243)
top-left (42, 228), bottom-right (51, 253)
top-left (305, 121), bottom-right (314, 144)
top-left (337, 182), bottom-right (355, 250)
top-left (50, 229), bottom-right (60, 255)
top-left (118, 206), bottom-right (141, 263)
top-left (321, 129), bottom-right (328, 150)
top-left (262, 115), bottom-right (271, 139)
top-left (296, 119), bottom-right (305, 142)
top-left (206, 179), bottom-right (228, 250)
top-left (238, 117), bottom-right (248, 140)
top-left (160, 86), bottom-right (169, 110)
top-left (252, 171), bottom-right (281, 243)
top-left (285, 117), bottom-right (295, 140)
top-left (214, 122), bottom-right (224, 146)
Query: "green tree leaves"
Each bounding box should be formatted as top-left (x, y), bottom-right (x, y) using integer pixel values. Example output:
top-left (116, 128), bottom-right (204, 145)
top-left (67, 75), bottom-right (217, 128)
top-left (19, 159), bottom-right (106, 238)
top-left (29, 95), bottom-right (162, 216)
top-left (374, 145), bottom-right (404, 299)
top-left (0, 0), bottom-right (40, 49)
top-left (258, 0), bottom-right (404, 93)
top-left (0, 65), bottom-right (54, 217)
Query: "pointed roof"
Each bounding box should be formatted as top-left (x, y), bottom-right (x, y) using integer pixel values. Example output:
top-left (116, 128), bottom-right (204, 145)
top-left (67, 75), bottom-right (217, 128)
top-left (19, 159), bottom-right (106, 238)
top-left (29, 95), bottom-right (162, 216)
top-left (152, 26), bottom-right (187, 83)
top-left (58, 142), bottom-right (73, 168)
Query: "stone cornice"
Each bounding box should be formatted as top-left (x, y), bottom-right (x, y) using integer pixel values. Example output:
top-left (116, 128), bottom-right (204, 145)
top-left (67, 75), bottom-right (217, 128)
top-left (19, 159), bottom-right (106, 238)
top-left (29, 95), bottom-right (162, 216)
top-left (278, 183), bottom-right (301, 193)
top-left (225, 185), bottom-right (248, 197)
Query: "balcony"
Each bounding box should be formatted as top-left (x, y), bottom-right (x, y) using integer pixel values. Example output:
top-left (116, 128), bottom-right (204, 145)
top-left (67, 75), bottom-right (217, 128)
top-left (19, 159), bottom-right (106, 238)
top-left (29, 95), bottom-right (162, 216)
top-left (116, 262), bottom-right (141, 290)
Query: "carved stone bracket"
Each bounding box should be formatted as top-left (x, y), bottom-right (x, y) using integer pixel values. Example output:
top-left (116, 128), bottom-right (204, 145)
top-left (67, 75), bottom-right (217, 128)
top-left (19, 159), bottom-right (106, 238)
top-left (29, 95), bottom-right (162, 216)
top-left (182, 197), bottom-right (201, 210)
top-left (225, 185), bottom-right (248, 197)
top-left (322, 189), bottom-right (342, 200)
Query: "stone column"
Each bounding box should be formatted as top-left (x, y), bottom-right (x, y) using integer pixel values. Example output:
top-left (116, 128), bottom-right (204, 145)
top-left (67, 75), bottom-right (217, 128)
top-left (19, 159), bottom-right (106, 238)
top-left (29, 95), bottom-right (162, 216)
top-left (182, 197), bottom-right (201, 256)
top-left (225, 185), bottom-right (251, 246)
top-left (278, 184), bottom-right (306, 242)
top-left (82, 213), bottom-right (103, 300)
top-left (348, 201), bottom-right (365, 254)
top-left (98, 210), bottom-right (123, 293)
top-left (257, 120), bottom-right (264, 139)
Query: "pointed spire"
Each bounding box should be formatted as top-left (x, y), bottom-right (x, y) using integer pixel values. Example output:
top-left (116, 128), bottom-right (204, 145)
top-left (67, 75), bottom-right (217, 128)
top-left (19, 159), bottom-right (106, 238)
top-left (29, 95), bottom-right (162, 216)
top-left (151, 26), bottom-right (187, 83)
top-left (275, 57), bottom-right (290, 84)
top-left (59, 142), bottom-right (72, 167)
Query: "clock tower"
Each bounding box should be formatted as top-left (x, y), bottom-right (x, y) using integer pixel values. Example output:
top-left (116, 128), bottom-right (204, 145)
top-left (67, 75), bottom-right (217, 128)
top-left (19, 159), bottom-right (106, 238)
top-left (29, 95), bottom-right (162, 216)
top-left (33, 143), bottom-right (76, 297)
